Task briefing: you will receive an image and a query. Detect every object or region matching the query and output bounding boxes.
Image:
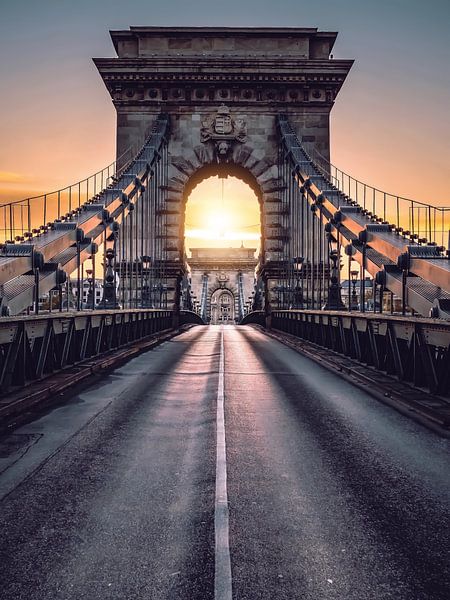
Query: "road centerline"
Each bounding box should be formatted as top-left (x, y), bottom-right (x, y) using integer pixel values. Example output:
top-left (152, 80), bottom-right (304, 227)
top-left (214, 326), bottom-right (232, 600)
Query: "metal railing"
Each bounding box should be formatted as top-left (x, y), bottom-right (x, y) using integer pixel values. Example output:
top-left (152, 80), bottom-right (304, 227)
top-left (243, 309), bottom-right (450, 396)
top-left (308, 146), bottom-right (450, 250)
top-left (0, 123), bottom-right (156, 244)
top-left (0, 308), bottom-right (173, 396)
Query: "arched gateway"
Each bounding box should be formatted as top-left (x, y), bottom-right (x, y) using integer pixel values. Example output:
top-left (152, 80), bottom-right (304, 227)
top-left (94, 27), bottom-right (353, 313)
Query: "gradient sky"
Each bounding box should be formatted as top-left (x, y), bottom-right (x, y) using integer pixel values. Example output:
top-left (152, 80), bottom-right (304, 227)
top-left (185, 176), bottom-right (260, 251)
top-left (1, 0), bottom-right (449, 211)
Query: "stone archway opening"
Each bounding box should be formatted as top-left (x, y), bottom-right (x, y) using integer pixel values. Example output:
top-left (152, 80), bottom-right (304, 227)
top-left (210, 288), bottom-right (235, 324)
top-left (184, 173), bottom-right (261, 255)
top-left (183, 167), bottom-right (261, 321)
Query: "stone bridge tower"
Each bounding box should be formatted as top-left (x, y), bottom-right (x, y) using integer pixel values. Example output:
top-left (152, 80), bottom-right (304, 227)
top-left (94, 27), bottom-right (353, 310)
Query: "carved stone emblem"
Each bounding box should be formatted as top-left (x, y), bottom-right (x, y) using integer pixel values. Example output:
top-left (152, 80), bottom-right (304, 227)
top-left (200, 105), bottom-right (247, 161)
top-left (217, 272), bottom-right (229, 287)
top-left (215, 113), bottom-right (233, 135)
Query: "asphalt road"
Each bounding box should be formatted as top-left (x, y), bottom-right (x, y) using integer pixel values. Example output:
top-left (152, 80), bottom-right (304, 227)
top-left (0, 325), bottom-right (449, 599)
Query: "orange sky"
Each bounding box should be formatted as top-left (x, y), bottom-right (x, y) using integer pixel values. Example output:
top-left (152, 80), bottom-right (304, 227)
top-left (185, 177), bottom-right (260, 253)
top-left (0, 2), bottom-right (449, 219)
top-left (1, 74), bottom-right (448, 214)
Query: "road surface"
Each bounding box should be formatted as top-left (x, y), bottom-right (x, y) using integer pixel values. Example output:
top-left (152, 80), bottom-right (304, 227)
top-left (0, 325), bottom-right (449, 599)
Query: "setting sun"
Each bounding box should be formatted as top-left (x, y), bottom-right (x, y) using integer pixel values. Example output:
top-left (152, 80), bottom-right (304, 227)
top-left (184, 176), bottom-right (260, 254)
top-left (206, 211), bottom-right (232, 236)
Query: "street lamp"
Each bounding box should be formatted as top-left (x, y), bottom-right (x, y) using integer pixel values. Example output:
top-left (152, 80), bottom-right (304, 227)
top-left (98, 222), bottom-right (120, 309)
top-left (86, 268), bottom-right (94, 309)
top-left (344, 242), bottom-right (357, 311)
top-left (141, 255), bottom-right (152, 307)
top-left (350, 269), bottom-right (359, 310)
top-left (291, 256), bottom-right (304, 309)
top-left (322, 225), bottom-right (345, 310)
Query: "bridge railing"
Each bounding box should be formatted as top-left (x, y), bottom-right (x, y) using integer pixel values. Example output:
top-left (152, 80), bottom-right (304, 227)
top-left (179, 310), bottom-right (205, 326)
top-left (1, 158), bottom-right (121, 244)
top-left (0, 308), bottom-right (173, 396)
top-left (241, 310), bottom-right (266, 326)
top-left (269, 309), bottom-right (450, 397)
top-left (0, 114), bottom-right (171, 317)
top-left (308, 146), bottom-right (450, 250)
top-left (0, 122), bottom-right (156, 244)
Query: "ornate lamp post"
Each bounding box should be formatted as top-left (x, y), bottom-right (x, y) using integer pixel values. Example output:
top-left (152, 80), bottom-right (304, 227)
top-left (85, 268), bottom-right (94, 309)
top-left (322, 225), bottom-right (345, 310)
top-left (345, 242), bottom-right (357, 311)
top-left (350, 269), bottom-right (359, 310)
top-left (98, 248), bottom-right (118, 308)
top-left (292, 256), bottom-right (304, 309)
top-left (98, 223), bottom-right (120, 309)
top-left (90, 242), bottom-right (98, 310)
top-left (140, 255), bottom-right (152, 308)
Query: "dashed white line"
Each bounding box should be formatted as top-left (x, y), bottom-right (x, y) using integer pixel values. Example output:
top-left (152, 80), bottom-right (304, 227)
top-left (214, 326), bottom-right (232, 600)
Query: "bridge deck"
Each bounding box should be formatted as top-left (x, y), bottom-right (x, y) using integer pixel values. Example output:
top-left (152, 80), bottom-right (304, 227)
top-left (0, 325), bottom-right (449, 599)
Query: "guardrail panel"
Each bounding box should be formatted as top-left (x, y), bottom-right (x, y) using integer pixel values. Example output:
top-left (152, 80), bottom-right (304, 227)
top-left (244, 309), bottom-right (450, 397)
top-left (0, 309), bottom-right (174, 395)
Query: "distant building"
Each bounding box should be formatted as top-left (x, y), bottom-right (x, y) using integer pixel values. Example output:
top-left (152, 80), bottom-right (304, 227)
top-left (71, 278), bottom-right (104, 307)
top-left (188, 246), bottom-right (258, 323)
top-left (340, 277), bottom-right (402, 312)
top-left (340, 277), bottom-right (373, 308)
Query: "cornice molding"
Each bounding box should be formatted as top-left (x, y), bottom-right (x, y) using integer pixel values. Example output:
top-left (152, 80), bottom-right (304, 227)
top-left (93, 57), bottom-right (353, 71)
top-left (100, 73), bottom-right (347, 83)
top-left (189, 261), bottom-right (258, 268)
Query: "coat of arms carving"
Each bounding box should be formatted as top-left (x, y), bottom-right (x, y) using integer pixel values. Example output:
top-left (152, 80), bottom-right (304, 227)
top-left (214, 112), bottom-right (233, 135)
top-left (200, 105), bottom-right (247, 161)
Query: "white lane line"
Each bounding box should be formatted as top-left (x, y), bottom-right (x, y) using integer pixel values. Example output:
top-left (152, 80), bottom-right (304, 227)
top-left (214, 326), bottom-right (232, 600)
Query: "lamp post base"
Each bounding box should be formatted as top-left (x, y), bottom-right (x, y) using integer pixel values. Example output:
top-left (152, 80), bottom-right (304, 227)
top-left (322, 283), bottom-right (346, 310)
top-left (97, 284), bottom-right (120, 309)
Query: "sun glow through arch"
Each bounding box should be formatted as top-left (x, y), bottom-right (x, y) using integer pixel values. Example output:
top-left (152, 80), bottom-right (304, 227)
top-left (184, 175), bottom-right (261, 256)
